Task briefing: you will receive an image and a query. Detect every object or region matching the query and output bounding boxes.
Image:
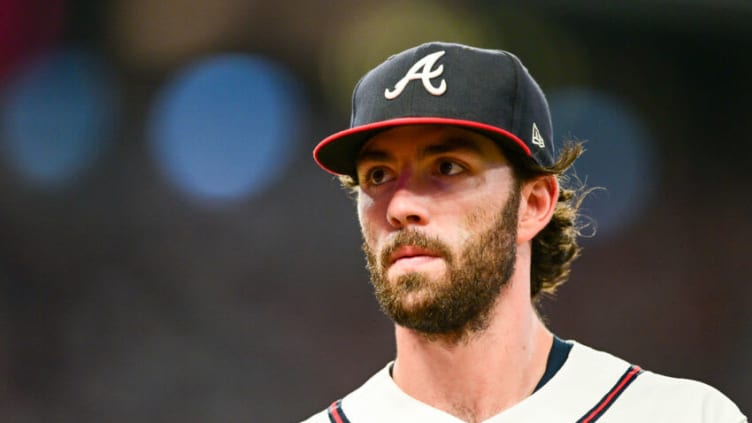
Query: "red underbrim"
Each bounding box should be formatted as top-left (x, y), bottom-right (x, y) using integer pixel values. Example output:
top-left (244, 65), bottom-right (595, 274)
top-left (313, 117), bottom-right (531, 176)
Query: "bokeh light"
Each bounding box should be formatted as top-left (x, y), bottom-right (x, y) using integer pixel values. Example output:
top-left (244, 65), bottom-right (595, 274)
top-left (0, 48), bottom-right (118, 189)
top-left (107, 0), bottom-right (255, 72)
top-left (0, 0), bottom-right (67, 83)
top-left (319, 0), bottom-right (493, 115)
top-left (148, 54), bottom-right (303, 204)
top-left (549, 87), bottom-right (658, 241)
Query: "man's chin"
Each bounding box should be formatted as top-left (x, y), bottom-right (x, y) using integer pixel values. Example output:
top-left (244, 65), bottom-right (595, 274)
top-left (394, 290), bottom-right (434, 310)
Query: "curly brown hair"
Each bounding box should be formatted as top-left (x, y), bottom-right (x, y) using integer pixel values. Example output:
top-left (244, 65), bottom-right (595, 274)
top-left (507, 142), bottom-right (588, 300)
top-left (338, 140), bottom-right (588, 300)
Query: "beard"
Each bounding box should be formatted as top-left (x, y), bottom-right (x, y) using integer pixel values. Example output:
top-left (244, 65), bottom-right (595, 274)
top-left (363, 188), bottom-right (520, 342)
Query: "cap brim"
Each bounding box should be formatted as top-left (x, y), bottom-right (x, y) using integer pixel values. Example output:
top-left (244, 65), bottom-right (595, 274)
top-left (313, 117), bottom-right (532, 177)
top-left (313, 117), bottom-right (531, 177)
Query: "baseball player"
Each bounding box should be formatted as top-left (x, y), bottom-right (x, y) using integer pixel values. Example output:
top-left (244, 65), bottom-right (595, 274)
top-left (302, 42), bottom-right (746, 422)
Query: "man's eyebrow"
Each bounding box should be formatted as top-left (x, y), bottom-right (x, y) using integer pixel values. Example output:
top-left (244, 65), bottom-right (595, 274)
top-left (422, 136), bottom-right (486, 157)
top-left (356, 135), bottom-right (488, 165)
top-left (356, 149), bottom-right (392, 164)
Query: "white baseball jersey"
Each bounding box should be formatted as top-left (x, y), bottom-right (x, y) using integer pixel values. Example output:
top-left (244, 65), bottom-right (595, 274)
top-left (300, 340), bottom-right (746, 422)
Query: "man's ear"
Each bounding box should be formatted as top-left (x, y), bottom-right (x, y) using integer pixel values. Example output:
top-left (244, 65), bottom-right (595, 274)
top-left (517, 175), bottom-right (558, 243)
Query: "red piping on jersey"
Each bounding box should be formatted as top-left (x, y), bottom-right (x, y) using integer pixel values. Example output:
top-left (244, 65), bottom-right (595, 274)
top-left (579, 365), bottom-right (642, 423)
top-left (327, 400), bottom-right (347, 423)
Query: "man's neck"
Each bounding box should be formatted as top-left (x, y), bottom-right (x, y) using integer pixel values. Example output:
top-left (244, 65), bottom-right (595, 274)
top-left (391, 292), bottom-right (553, 423)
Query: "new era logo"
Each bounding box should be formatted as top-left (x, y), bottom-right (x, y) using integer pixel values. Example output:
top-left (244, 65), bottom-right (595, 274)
top-left (385, 50), bottom-right (447, 100)
top-left (532, 122), bottom-right (545, 148)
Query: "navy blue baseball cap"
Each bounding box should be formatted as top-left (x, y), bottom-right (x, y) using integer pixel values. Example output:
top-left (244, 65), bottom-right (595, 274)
top-left (313, 41), bottom-right (555, 177)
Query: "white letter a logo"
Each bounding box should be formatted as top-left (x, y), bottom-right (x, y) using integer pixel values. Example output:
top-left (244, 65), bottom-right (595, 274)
top-left (385, 51), bottom-right (447, 100)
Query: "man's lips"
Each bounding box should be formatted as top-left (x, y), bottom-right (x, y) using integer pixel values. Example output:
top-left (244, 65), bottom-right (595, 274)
top-left (388, 246), bottom-right (441, 266)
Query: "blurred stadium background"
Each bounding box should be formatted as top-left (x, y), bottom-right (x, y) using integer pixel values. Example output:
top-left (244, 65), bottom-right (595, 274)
top-left (0, 0), bottom-right (750, 420)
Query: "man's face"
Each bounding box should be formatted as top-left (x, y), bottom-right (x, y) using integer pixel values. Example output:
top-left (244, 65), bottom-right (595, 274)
top-left (355, 125), bottom-right (521, 340)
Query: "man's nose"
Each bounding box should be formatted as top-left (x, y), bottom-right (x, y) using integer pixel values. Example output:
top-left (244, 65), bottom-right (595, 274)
top-left (385, 176), bottom-right (430, 229)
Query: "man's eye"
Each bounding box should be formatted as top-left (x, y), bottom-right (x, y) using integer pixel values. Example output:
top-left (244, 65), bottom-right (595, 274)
top-left (366, 167), bottom-right (392, 185)
top-left (437, 160), bottom-right (464, 176)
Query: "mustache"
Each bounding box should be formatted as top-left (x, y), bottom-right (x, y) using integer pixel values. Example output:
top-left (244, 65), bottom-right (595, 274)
top-left (379, 229), bottom-right (454, 269)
